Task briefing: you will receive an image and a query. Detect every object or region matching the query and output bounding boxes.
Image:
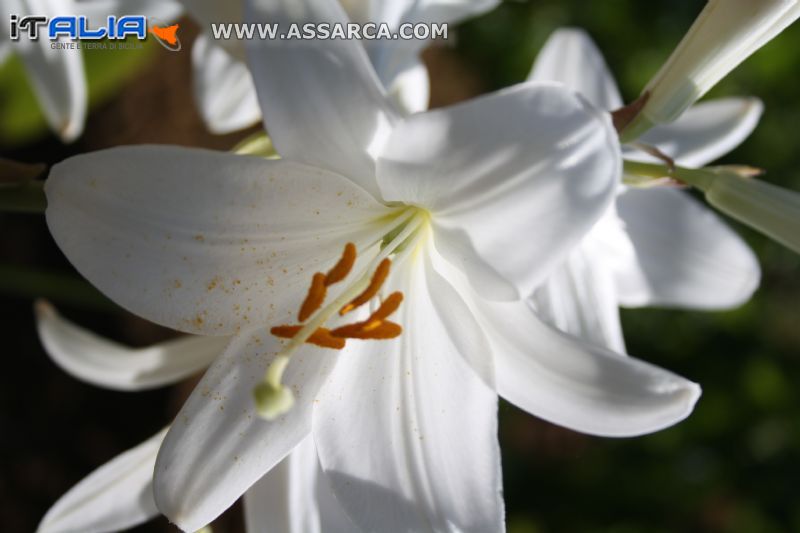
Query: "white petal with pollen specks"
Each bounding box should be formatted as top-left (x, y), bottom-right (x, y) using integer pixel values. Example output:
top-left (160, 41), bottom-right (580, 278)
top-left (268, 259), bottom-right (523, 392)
top-left (614, 187), bottom-right (760, 310)
top-left (38, 429), bottom-right (166, 533)
top-left (154, 331), bottom-right (341, 532)
top-left (313, 249), bottom-right (503, 533)
top-left (244, 436), bottom-right (355, 533)
top-left (377, 82), bottom-right (620, 299)
top-left (628, 97), bottom-right (764, 168)
top-left (192, 35), bottom-right (261, 134)
top-left (46, 146), bottom-right (391, 337)
top-left (245, 0), bottom-right (399, 198)
top-left (35, 301), bottom-right (226, 391)
top-left (528, 27), bottom-right (623, 110)
top-left (2, 0), bottom-right (86, 142)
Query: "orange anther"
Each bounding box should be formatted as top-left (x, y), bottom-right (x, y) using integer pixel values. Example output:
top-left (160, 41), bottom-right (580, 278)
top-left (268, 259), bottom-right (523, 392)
top-left (270, 325), bottom-right (345, 349)
top-left (340, 258), bottom-right (391, 315)
top-left (325, 242), bottom-right (357, 286)
top-left (270, 325), bottom-right (301, 339)
top-left (298, 273), bottom-right (327, 322)
top-left (331, 321), bottom-right (402, 340)
top-left (369, 292), bottom-right (403, 322)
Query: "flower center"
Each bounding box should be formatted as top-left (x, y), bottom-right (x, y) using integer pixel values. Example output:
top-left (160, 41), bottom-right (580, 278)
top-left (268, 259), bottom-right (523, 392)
top-left (253, 208), bottom-right (427, 420)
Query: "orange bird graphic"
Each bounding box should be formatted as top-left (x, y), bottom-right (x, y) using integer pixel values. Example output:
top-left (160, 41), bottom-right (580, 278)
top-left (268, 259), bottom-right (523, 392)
top-left (149, 24), bottom-right (179, 45)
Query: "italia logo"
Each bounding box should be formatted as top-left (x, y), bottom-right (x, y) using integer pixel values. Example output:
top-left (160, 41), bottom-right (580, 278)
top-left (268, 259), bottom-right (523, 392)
top-left (8, 15), bottom-right (182, 51)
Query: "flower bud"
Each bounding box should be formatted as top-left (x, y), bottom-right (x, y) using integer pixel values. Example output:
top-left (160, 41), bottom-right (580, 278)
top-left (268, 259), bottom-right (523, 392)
top-left (629, 0), bottom-right (800, 134)
top-left (687, 166), bottom-right (800, 254)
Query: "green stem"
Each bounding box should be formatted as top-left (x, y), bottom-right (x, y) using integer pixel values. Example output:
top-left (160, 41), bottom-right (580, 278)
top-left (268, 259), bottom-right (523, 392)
top-left (0, 264), bottom-right (116, 311)
top-left (623, 160), bottom-right (716, 190)
top-left (619, 113), bottom-right (655, 144)
top-left (0, 180), bottom-right (47, 213)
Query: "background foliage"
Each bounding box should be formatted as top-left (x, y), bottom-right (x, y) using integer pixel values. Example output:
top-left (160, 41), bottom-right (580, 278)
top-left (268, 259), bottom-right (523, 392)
top-left (1, 1), bottom-right (799, 531)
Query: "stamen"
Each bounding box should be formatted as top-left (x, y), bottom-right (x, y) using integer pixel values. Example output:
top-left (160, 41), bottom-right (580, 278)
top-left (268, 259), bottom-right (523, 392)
top-left (298, 273), bottom-right (327, 322)
top-left (331, 321), bottom-right (402, 340)
top-left (340, 258), bottom-right (391, 315)
top-left (270, 325), bottom-right (345, 349)
top-left (255, 211), bottom-right (424, 421)
top-left (370, 292), bottom-right (404, 321)
top-left (324, 242), bottom-right (356, 285)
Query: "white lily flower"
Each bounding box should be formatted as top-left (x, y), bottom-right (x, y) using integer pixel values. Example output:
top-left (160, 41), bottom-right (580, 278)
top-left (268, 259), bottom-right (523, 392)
top-left (185, 0), bottom-right (498, 132)
top-left (0, 0), bottom-right (182, 143)
top-left (44, 3), bottom-right (701, 530)
top-left (35, 304), bottom-right (355, 532)
top-left (528, 28), bottom-right (761, 352)
top-left (627, 0), bottom-right (800, 135)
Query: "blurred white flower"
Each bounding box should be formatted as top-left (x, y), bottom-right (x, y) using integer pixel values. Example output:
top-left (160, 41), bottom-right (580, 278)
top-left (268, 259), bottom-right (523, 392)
top-left (0, 0), bottom-right (182, 142)
top-left (181, 0), bottom-right (499, 133)
top-left (528, 28), bottom-right (762, 353)
top-left (627, 0), bottom-right (800, 136)
top-left (0, 0), bottom-right (86, 142)
top-left (42, 3), bottom-right (702, 531)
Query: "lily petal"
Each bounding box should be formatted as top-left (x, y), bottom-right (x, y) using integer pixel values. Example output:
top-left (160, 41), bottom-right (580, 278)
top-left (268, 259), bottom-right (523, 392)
top-left (46, 146), bottom-right (390, 337)
top-left (313, 251), bottom-right (504, 533)
top-left (386, 59), bottom-right (430, 115)
top-left (192, 35), bottom-right (261, 134)
top-left (628, 97), bottom-right (764, 168)
top-left (475, 296), bottom-right (700, 437)
top-left (244, 0), bottom-right (399, 198)
top-left (355, 0), bottom-right (497, 100)
top-left (154, 331), bottom-right (339, 531)
top-left (35, 301), bottom-right (226, 391)
top-left (376, 82), bottom-right (620, 298)
top-left (244, 436), bottom-right (355, 533)
top-left (614, 187), bottom-right (760, 310)
top-left (4, 0), bottom-right (86, 142)
top-left (532, 242), bottom-right (626, 354)
top-left (528, 27), bottom-right (623, 110)
top-left (38, 429), bottom-right (165, 533)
